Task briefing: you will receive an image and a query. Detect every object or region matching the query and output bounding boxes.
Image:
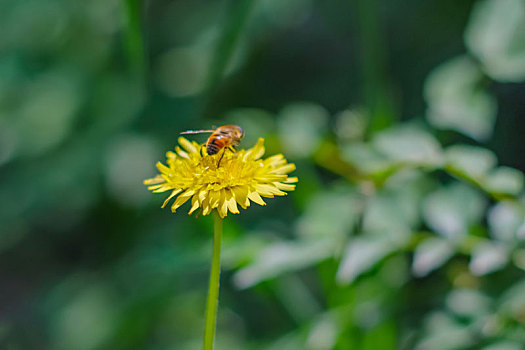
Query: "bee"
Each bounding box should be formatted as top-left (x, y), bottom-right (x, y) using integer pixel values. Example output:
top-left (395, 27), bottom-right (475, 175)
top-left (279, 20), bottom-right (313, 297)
top-left (181, 124), bottom-right (244, 165)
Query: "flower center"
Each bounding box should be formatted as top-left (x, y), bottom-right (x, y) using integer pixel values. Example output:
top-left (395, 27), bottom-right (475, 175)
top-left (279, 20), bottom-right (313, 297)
top-left (192, 153), bottom-right (259, 190)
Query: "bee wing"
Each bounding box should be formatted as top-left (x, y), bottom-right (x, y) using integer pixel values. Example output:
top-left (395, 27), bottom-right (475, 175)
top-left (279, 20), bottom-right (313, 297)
top-left (180, 129), bottom-right (215, 134)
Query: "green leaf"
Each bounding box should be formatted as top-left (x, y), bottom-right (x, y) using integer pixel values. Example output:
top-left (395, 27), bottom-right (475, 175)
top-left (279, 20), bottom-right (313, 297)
top-left (465, 0), bottom-right (525, 82)
top-left (277, 102), bottom-right (329, 158)
top-left (372, 125), bottom-right (443, 166)
top-left (412, 237), bottom-right (455, 277)
top-left (376, 169), bottom-right (435, 231)
top-left (469, 241), bottom-right (509, 276)
top-left (483, 166), bottom-right (524, 196)
top-left (498, 279), bottom-right (525, 321)
top-left (155, 47), bottom-right (210, 97)
top-left (423, 183), bottom-right (487, 239)
top-left (488, 200), bottom-right (525, 242)
top-left (232, 240), bottom-right (334, 289)
top-left (444, 145), bottom-right (524, 197)
top-left (445, 145), bottom-right (497, 180)
top-left (266, 331), bottom-right (305, 350)
top-left (362, 192), bottom-right (415, 240)
top-left (306, 314), bottom-right (338, 350)
top-left (336, 237), bottom-right (395, 285)
top-left (296, 188), bottom-right (361, 240)
top-left (334, 108), bottom-right (367, 142)
top-left (424, 56), bottom-right (497, 141)
top-left (222, 234), bottom-right (272, 269)
top-left (482, 342), bottom-right (524, 350)
top-left (445, 289), bottom-right (491, 318)
top-left (259, 0), bottom-right (313, 28)
top-left (362, 321), bottom-right (397, 350)
top-left (51, 284), bottom-right (118, 350)
top-left (15, 72), bottom-right (81, 156)
top-left (340, 142), bottom-right (390, 174)
top-left (417, 312), bottom-right (475, 349)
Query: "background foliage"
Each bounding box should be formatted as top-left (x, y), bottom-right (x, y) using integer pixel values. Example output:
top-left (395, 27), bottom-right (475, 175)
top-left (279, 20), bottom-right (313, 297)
top-left (1, 0), bottom-right (525, 349)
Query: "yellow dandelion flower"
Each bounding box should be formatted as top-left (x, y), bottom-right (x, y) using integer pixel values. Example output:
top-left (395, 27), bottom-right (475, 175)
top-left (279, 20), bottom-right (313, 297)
top-left (144, 137), bottom-right (297, 218)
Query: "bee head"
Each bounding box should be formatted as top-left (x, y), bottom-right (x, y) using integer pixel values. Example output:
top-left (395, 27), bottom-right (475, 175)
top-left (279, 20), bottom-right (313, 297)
top-left (237, 126), bottom-right (244, 139)
top-left (231, 125), bottom-right (244, 145)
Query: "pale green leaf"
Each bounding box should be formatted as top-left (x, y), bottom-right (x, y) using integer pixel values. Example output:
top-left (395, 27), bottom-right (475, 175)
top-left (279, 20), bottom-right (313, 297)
top-left (424, 56), bottom-right (497, 141)
top-left (340, 142), bottom-right (390, 174)
top-left (445, 289), bottom-right (491, 318)
top-left (498, 279), bottom-right (525, 320)
top-left (336, 237), bottom-right (394, 285)
top-left (233, 240), bottom-right (334, 289)
top-left (469, 241), bottom-right (509, 276)
top-left (372, 125), bottom-right (443, 166)
top-left (483, 166), bottom-right (524, 196)
top-left (465, 0), bottom-right (525, 82)
top-left (296, 188), bottom-right (361, 239)
top-left (482, 342), bottom-right (524, 350)
top-left (412, 237), bottom-right (455, 277)
top-left (423, 183), bottom-right (487, 239)
top-left (417, 312), bottom-right (474, 350)
top-left (277, 102), bottom-right (329, 158)
top-left (488, 200), bottom-right (525, 242)
top-left (445, 144), bottom-right (497, 179)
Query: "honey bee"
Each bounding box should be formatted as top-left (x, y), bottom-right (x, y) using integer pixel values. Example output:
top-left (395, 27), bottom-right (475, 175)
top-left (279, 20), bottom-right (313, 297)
top-left (181, 124), bottom-right (244, 165)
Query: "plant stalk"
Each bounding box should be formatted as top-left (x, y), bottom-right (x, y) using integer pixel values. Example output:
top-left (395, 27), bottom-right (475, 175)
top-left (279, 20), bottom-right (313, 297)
top-left (356, 0), bottom-right (395, 132)
top-left (202, 211), bottom-right (223, 350)
top-left (123, 0), bottom-right (146, 79)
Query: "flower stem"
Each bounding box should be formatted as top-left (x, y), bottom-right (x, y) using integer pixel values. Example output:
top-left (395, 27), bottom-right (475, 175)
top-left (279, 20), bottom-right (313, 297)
top-left (203, 211), bottom-right (223, 350)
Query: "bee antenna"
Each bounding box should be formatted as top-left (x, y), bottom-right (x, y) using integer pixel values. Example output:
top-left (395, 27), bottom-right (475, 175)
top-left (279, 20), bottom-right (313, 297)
top-left (180, 129), bottom-right (215, 135)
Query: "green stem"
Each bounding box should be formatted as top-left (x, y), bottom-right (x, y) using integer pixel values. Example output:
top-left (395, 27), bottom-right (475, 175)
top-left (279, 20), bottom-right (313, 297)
top-left (201, 0), bottom-right (255, 118)
top-left (123, 0), bottom-right (146, 79)
top-left (203, 211), bottom-right (223, 350)
top-left (356, 0), bottom-right (394, 132)
top-left (205, 0), bottom-right (255, 90)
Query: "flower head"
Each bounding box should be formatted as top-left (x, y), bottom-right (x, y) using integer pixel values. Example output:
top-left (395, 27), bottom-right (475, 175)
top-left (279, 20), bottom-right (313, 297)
top-left (144, 137), bottom-right (297, 218)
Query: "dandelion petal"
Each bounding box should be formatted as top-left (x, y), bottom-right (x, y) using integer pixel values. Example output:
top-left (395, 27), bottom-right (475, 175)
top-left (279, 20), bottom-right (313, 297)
top-left (232, 186), bottom-right (250, 209)
top-left (248, 191), bottom-right (266, 206)
top-left (162, 189), bottom-right (182, 208)
top-left (171, 189), bottom-right (195, 212)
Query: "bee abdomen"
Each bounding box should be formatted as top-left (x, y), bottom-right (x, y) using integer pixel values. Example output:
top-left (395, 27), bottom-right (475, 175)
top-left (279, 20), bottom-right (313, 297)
top-left (206, 139), bottom-right (221, 155)
top-left (207, 144), bottom-right (219, 155)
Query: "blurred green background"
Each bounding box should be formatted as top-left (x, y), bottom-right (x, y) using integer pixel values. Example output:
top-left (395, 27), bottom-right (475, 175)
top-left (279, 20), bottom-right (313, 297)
top-left (2, 0), bottom-right (525, 349)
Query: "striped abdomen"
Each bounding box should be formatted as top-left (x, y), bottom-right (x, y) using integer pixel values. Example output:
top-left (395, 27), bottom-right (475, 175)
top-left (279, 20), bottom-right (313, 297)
top-left (206, 133), bottom-right (230, 155)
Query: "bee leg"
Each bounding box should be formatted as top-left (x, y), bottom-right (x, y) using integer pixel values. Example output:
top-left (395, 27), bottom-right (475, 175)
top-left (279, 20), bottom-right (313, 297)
top-left (228, 146), bottom-right (236, 153)
top-left (200, 144), bottom-right (206, 157)
top-left (217, 148), bottom-right (227, 167)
